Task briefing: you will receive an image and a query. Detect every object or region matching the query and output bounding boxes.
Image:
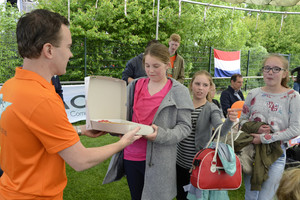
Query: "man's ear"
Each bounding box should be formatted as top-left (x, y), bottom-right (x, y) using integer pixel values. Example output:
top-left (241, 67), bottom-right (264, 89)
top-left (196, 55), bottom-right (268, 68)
top-left (42, 43), bottom-right (53, 59)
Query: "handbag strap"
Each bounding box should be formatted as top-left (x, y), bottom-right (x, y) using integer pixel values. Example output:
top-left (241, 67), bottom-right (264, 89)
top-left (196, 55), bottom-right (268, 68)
top-left (205, 124), bottom-right (223, 149)
top-left (210, 124), bottom-right (222, 173)
top-left (210, 121), bottom-right (239, 173)
top-left (224, 121), bottom-right (240, 152)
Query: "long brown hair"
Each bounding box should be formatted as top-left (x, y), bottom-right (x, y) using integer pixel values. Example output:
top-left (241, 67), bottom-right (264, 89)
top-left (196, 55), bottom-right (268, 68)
top-left (189, 70), bottom-right (213, 102)
top-left (143, 43), bottom-right (170, 65)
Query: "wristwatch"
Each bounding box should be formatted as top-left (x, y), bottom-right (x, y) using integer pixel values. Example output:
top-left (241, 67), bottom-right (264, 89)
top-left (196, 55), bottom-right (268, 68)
top-left (75, 126), bottom-right (82, 136)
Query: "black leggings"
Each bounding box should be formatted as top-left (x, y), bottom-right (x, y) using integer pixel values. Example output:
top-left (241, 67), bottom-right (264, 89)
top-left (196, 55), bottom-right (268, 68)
top-left (124, 159), bottom-right (146, 200)
top-left (176, 164), bottom-right (191, 200)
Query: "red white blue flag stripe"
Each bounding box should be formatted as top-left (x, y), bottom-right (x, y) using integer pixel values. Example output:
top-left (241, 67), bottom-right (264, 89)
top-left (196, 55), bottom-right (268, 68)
top-left (214, 49), bottom-right (241, 77)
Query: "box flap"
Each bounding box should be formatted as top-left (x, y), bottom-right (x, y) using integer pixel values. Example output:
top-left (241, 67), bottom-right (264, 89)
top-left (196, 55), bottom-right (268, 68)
top-left (90, 119), bottom-right (154, 135)
top-left (85, 76), bottom-right (127, 130)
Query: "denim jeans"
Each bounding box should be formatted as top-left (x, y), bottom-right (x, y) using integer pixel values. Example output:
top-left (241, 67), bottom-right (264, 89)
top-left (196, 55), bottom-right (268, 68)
top-left (244, 148), bottom-right (286, 200)
top-left (293, 82), bottom-right (300, 93)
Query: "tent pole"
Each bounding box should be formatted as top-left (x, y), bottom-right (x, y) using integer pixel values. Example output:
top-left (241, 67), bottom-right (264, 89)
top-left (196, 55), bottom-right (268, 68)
top-left (68, 0), bottom-right (70, 22)
top-left (155, 0), bottom-right (160, 40)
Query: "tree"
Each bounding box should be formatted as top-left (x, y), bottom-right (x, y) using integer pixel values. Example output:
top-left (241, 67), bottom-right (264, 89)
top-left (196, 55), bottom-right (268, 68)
top-left (36, 0), bottom-right (253, 80)
top-left (0, 3), bottom-right (22, 83)
top-left (0, 0), bottom-right (299, 83)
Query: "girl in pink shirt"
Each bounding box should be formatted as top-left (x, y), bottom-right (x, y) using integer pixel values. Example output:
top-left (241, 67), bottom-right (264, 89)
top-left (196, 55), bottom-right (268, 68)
top-left (122, 43), bottom-right (194, 200)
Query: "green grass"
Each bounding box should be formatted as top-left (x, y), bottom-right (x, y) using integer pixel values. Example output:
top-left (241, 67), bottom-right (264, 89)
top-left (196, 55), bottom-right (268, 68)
top-left (63, 135), bottom-right (245, 200)
top-left (63, 134), bottom-right (131, 200)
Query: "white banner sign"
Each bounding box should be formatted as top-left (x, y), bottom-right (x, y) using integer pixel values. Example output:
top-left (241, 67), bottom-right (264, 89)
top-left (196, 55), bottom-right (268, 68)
top-left (62, 85), bottom-right (86, 123)
top-left (0, 84), bottom-right (86, 123)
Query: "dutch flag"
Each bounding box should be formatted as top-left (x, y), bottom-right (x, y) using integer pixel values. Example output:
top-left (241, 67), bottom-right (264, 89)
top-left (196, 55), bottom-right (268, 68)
top-left (214, 49), bottom-right (241, 77)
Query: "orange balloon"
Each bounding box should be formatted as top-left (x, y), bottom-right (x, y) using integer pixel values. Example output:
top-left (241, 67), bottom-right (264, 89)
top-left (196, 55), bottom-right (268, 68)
top-left (231, 100), bottom-right (245, 118)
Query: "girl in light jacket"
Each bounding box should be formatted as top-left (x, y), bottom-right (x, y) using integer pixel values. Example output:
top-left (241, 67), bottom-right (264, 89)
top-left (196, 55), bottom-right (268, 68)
top-left (240, 54), bottom-right (300, 200)
top-left (104, 43), bottom-right (194, 200)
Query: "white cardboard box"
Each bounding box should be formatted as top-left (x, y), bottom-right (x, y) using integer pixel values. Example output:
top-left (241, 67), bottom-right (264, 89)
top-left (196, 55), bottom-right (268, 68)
top-left (85, 76), bottom-right (154, 135)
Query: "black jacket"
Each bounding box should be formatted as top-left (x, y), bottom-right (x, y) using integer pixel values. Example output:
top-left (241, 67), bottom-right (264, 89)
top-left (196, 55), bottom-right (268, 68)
top-left (291, 67), bottom-right (300, 83)
top-left (122, 53), bottom-right (147, 84)
top-left (51, 76), bottom-right (63, 101)
top-left (220, 86), bottom-right (244, 117)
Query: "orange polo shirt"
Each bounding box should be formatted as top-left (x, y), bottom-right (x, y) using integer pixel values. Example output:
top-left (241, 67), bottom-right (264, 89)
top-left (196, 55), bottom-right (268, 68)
top-left (0, 67), bottom-right (80, 199)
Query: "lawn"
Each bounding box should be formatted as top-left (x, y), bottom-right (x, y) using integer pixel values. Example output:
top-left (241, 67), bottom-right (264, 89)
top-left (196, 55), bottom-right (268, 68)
top-left (63, 134), bottom-right (245, 200)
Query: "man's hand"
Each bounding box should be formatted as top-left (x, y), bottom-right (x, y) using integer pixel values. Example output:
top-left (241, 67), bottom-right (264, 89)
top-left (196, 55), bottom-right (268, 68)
top-left (119, 127), bottom-right (142, 147)
top-left (143, 124), bottom-right (158, 141)
top-left (128, 77), bottom-right (134, 84)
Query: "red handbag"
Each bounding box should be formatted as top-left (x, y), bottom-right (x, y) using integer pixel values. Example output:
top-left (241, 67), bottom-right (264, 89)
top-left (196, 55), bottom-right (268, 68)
top-left (190, 125), bottom-right (242, 190)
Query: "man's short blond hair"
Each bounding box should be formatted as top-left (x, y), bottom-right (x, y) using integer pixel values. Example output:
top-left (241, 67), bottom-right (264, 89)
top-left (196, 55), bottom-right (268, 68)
top-left (169, 33), bottom-right (181, 43)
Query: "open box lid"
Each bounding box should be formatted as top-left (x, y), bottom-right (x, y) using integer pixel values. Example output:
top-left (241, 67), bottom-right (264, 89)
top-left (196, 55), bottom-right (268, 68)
top-left (85, 76), bottom-right (127, 130)
top-left (85, 76), bottom-right (154, 135)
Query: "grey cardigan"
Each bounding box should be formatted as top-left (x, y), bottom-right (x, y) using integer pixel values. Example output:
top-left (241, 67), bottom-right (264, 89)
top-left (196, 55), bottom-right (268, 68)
top-left (103, 78), bottom-right (194, 200)
top-left (195, 101), bottom-right (234, 152)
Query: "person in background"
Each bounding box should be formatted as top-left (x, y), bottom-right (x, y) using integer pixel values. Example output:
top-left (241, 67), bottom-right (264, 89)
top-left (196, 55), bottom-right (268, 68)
top-left (176, 70), bottom-right (239, 200)
top-left (276, 168), bottom-right (300, 200)
top-left (0, 9), bottom-right (141, 199)
top-left (220, 73), bottom-right (244, 117)
top-left (291, 66), bottom-right (300, 93)
top-left (122, 39), bottom-right (159, 84)
top-left (51, 75), bottom-right (64, 100)
top-left (211, 82), bottom-right (221, 109)
top-left (104, 43), bottom-right (194, 200)
top-left (167, 33), bottom-right (185, 84)
top-left (240, 54), bottom-right (300, 200)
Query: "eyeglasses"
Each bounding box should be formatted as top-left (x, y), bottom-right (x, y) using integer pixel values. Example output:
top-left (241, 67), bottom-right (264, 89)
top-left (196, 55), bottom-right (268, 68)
top-left (262, 66), bottom-right (286, 73)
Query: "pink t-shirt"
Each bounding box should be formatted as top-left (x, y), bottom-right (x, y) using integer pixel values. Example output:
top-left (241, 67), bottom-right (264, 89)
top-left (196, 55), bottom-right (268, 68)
top-left (124, 78), bottom-right (172, 161)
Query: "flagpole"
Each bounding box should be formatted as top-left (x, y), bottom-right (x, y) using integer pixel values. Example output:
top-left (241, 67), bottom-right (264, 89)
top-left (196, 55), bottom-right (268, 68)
top-left (155, 0), bottom-right (160, 40)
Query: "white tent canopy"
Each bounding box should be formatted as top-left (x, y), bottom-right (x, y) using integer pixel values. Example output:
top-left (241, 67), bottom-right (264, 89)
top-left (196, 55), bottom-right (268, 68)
top-left (220, 0), bottom-right (300, 6)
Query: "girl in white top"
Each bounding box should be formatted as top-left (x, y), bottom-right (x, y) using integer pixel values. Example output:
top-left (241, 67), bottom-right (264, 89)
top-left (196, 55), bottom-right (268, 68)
top-left (240, 54), bottom-right (300, 200)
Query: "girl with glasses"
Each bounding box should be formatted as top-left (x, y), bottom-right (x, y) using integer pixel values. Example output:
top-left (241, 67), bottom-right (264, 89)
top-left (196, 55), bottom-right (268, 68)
top-left (240, 54), bottom-right (300, 200)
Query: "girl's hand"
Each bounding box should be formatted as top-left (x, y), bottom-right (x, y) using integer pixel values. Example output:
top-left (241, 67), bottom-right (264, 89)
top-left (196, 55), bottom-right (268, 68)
top-left (227, 108), bottom-right (242, 122)
top-left (250, 133), bottom-right (262, 144)
top-left (257, 124), bottom-right (271, 134)
top-left (143, 124), bottom-right (158, 141)
top-left (80, 125), bottom-right (107, 138)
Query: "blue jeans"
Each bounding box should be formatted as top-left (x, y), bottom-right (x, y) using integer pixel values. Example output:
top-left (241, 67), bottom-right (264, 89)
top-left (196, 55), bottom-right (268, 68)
top-left (244, 148), bottom-right (286, 200)
top-left (293, 82), bottom-right (300, 93)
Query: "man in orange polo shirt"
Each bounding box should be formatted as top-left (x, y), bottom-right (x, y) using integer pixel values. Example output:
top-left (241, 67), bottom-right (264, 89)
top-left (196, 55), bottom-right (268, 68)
top-left (0, 9), bottom-right (141, 200)
top-left (167, 33), bottom-right (185, 84)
